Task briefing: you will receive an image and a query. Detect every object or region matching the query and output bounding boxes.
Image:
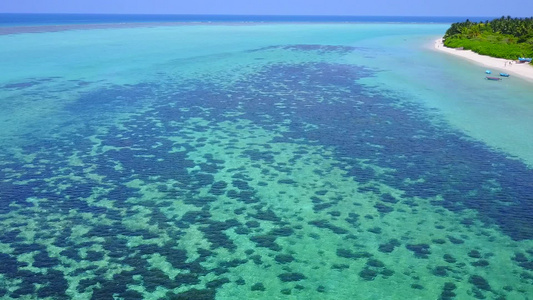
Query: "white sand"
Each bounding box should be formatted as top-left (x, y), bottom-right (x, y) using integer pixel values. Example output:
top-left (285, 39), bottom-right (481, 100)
top-left (433, 38), bottom-right (533, 83)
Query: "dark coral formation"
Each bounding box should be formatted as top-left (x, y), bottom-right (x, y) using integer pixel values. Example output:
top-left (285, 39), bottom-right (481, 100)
top-left (469, 275), bottom-right (491, 291)
top-left (378, 239), bottom-right (401, 253)
top-left (0, 41), bottom-right (532, 300)
top-left (406, 244), bottom-right (431, 259)
top-left (278, 272), bottom-right (307, 282)
top-left (251, 283), bottom-right (266, 291)
top-left (439, 282), bottom-right (457, 300)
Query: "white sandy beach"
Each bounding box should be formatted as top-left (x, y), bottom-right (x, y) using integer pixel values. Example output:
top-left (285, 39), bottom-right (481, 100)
top-left (433, 38), bottom-right (533, 83)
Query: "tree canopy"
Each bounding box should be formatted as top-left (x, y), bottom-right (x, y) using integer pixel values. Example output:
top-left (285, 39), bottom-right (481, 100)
top-left (443, 16), bottom-right (533, 60)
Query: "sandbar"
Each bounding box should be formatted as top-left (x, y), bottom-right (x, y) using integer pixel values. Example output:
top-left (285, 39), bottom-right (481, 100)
top-left (433, 38), bottom-right (533, 83)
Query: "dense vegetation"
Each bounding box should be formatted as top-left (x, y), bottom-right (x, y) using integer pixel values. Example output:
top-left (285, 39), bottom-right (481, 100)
top-left (443, 16), bottom-right (533, 60)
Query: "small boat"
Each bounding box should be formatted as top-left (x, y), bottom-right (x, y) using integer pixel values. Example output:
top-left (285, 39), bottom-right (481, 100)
top-left (500, 73), bottom-right (510, 77)
top-left (485, 70), bottom-right (492, 74)
top-left (518, 57), bottom-right (532, 63)
top-left (486, 76), bottom-right (501, 81)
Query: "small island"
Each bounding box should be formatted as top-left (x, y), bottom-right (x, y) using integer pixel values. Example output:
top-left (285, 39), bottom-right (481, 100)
top-left (443, 16), bottom-right (533, 61)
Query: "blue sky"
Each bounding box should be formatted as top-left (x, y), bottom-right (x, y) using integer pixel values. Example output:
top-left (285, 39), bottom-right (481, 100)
top-left (1, 0), bottom-right (532, 17)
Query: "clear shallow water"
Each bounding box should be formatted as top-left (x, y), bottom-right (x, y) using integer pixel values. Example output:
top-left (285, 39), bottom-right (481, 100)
top-left (0, 22), bottom-right (532, 300)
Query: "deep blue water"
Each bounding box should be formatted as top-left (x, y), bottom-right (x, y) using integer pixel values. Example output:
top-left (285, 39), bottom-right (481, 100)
top-left (0, 13), bottom-right (495, 26)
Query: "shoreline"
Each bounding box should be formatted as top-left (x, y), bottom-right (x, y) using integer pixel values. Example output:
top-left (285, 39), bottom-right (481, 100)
top-left (433, 38), bottom-right (533, 83)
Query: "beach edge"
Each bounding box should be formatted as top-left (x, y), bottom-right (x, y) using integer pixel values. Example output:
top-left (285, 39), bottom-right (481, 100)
top-left (432, 37), bottom-right (533, 84)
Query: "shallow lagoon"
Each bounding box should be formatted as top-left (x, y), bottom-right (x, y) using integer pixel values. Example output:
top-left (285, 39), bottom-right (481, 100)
top-left (0, 23), bottom-right (532, 299)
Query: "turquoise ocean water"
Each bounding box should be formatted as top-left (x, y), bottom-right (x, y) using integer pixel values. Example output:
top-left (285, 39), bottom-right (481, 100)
top-left (0, 15), bottom-right (532, 299)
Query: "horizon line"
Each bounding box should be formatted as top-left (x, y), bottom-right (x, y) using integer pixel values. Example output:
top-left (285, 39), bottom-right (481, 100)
top-left (0, 12), bottom-right (505, 18)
